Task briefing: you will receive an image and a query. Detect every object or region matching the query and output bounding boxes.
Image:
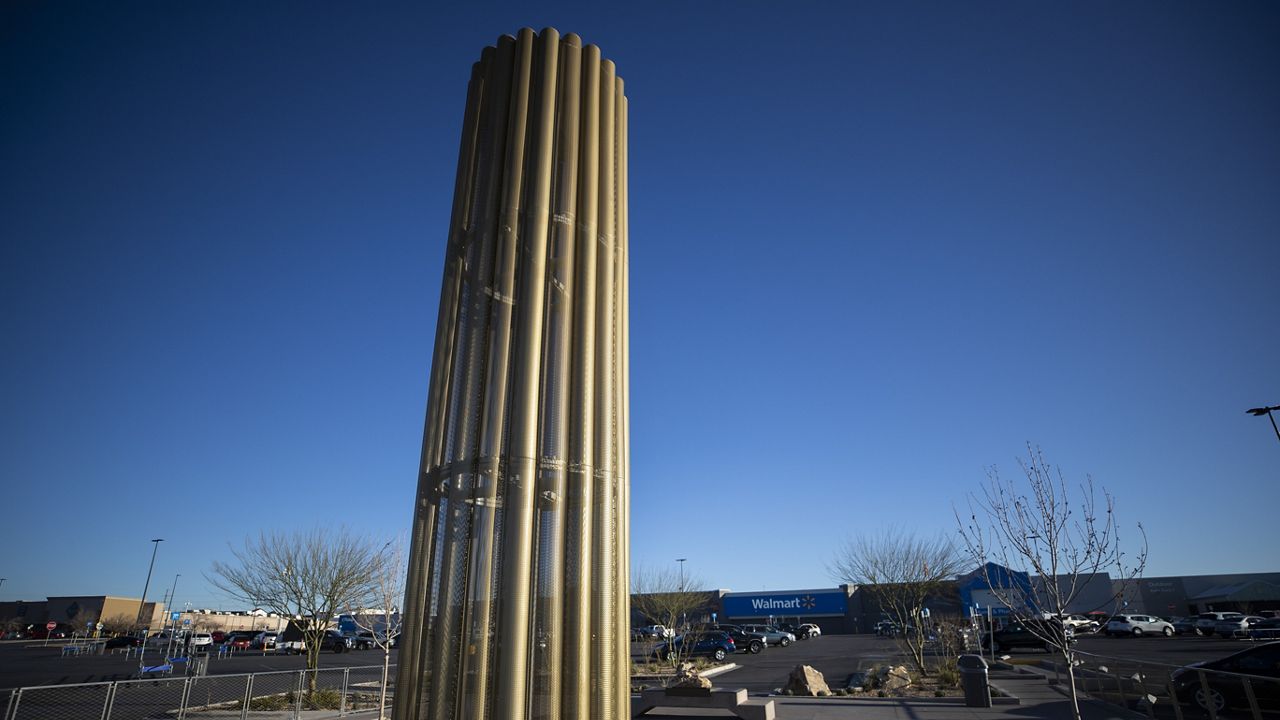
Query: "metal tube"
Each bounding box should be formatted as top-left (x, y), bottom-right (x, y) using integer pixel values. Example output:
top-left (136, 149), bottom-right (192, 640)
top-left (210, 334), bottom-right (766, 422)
top-left (459, 26), bottom-right (535, 717)
top-left (563, 42), bottom-right (601, 720)
top-left (492, 26), bottom-right (560, 720)
top-left (590, 55), bottom-right (619, 720)
top-left (530, 32), bottom-right (582, 720)
top-left (424, 34), bottom-right (517, 720)
top-left (396, 49), bottom-right (486, 720)
top-left (613, 82), bottom-right (631, 720)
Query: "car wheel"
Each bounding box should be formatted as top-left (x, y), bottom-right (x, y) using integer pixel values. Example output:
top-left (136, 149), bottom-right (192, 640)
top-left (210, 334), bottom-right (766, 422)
top-left (780, 637), bottom-right (791, 647)
top-left (749, 641), bottom-right (762, 654)
top-left (1132, 628), bottom-right (1143, 637)
top-left (1162, 627), bottom-right (1173, 637)
top-left (1194, 686), bottom-right (1226, 713)
top-left (713, 648), bottom-right (727, 661)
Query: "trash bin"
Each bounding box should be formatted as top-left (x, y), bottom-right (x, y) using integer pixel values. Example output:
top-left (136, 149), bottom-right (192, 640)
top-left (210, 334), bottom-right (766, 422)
top-left (958, 654), bottom-right (991, 708)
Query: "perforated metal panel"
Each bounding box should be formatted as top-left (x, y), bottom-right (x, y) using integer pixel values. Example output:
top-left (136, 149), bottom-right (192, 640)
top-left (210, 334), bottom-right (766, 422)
top-left (395, 28), bottom-right (628, 720)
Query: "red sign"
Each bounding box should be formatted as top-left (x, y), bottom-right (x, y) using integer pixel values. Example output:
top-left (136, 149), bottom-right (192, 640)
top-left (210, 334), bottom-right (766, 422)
top-left (45, 621), bottom-right (56, 630)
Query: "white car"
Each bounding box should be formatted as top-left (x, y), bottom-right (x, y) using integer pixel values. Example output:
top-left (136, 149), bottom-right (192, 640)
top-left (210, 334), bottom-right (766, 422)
top-left (190, 633), bottom-right (213, 651)
top-left (1057, 614), bottom-right (1100, 633)
top-left (1105, 614), bottom-right (1174, 637)
top-left (1196, 612), bottom-right (1243, 636)
top-left (798, 623), bottom-right (822, 638)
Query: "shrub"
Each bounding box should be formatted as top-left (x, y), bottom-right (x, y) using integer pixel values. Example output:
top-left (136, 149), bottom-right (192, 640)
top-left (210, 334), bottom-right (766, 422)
top-left (303, 689), bottom-right (342, 710)
top-left (934, 665), bottom-right (960, 688)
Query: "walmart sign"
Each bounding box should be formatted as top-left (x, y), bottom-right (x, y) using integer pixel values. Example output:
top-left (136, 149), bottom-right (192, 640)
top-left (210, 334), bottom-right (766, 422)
top-left (722, 590), bottom-right (848, 618)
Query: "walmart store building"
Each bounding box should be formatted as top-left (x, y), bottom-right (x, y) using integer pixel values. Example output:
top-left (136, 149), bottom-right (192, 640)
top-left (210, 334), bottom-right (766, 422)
top-left (679, 568), bottom-right (1280, 635)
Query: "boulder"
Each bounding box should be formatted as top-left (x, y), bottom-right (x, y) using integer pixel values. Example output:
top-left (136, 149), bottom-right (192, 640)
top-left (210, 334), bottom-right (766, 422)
top-left (783, 664), bottom-right (831, 697)
top-left (879, 665), bottom-right (912, 691)
top-left (668, 662), bottom-right (712, 691)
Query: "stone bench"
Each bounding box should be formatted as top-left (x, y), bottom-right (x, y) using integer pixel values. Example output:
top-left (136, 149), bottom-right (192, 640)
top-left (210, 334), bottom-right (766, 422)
top-left (632, 687), bottom-right (774, 720)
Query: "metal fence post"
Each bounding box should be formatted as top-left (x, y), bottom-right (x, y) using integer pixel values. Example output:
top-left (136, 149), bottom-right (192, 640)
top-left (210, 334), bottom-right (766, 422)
top-left (1242, 677), bottom-right (1261, 720)
top-left (6, 689), bottom-right (20, 720)
top-left (293, 669), bottom-right (305, 720)
top-left (177, 676), bottom-right (192, 720)
top-left (1166, 676), bottom-right (1185, 720)
top-left (1197, 669), bottom-right (1220, 720)
top-left (102, 681), bottom-right (119, 720)
top-left (241, 673), bottom-right (254, 720)
top-left (340, 667), bottom-right (350, 717)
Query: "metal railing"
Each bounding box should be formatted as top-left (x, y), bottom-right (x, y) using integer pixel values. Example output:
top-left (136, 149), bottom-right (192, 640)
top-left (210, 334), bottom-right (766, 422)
top-left (3, 664), bottom-right (396, 720)
top-left (1046, 647), bottom-right (1279, 720)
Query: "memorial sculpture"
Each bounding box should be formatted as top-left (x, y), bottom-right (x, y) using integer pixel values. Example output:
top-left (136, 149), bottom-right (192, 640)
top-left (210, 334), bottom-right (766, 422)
top-left (394, 28), bottom-right (630, 720)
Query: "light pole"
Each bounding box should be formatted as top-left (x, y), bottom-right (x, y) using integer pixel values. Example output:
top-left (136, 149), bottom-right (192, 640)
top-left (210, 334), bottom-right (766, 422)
top-left (164, 574), bottom-right (180, 658)
top-left (1247, 405), bottom-right (1280, 444)
top-left (136, 538), bottom-right (163, 674)
top-left (676, 558), bottom-right (688, 630)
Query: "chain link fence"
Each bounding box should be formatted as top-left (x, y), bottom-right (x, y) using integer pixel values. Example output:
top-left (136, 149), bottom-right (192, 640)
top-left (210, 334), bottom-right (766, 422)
top-left (3, 664), bottom-right (396, 720)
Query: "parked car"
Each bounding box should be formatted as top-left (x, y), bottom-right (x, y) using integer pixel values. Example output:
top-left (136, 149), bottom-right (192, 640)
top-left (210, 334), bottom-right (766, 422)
top-left (252, 631), bottom-right (278, 649)
top-left (983, 619), bottom-right (1074, 653)
top-left (740, 624), bottom-right (795, 647)
top-left (1056, 614), bottom-right (1100, 633)
top-left (650, 631), bottom-right (735, 662)
top-left (1216, 615), bottom-right (1266, 639)
top-left (224, 632), bottom-right (257, 649)
top-left (1195, 612), bottom-right (1244, 636)
top-left (1105, 614), bottom-right (1174, 637)
top-left (1250, 618), bottom-right (1280, 641)
top-left (874, 620), bottom-right (900, 637)
top-left (633, 625), bottom-right (673, 640)
top-left (798, 623), bottom-right (822, 638)
top-left (1171, 617), bottom-right (1199, 635)
top-left (190, 633), bottom-right (213, 651)
top-left (210, 631), bottom-right (227, 644)
top-left (346, 631), bottom-right (375, 650)
top-left (693, 624), bottom-right (766, 654)
top-left (1170, 641), bottom-right (1280, 715)
top-left (104, 636), bottom-right (142, 649)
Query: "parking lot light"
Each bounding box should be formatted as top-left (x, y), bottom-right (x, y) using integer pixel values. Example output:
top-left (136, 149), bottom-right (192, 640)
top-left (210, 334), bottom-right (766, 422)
top-left (1246, 405), bottom-right (1280, 444)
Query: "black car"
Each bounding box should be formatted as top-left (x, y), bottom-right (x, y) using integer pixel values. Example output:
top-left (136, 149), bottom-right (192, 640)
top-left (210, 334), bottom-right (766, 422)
top-left (104, 635), bottom-right (142, 649)
top-left (323, 630), bottom-right (353, 653)
top-left (1170, 641), bottom-right (1280, 715)
top-left (982, 619), bottom-right (1073, 653)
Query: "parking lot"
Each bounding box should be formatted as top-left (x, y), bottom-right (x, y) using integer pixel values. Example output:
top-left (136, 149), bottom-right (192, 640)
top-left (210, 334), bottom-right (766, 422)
top-left (2, 631), bottom-right (1268, 693)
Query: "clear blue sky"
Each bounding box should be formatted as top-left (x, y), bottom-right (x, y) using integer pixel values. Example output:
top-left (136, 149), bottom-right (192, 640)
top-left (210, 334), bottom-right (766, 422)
top-left (2, 2), bottom-right (1277, 610)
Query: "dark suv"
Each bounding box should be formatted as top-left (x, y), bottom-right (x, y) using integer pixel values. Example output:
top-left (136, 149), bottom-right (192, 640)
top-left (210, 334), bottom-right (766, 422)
top-left (693, 624), bottom-right (766, 654)
top-left (983, 619), bottom-right (1074, 653)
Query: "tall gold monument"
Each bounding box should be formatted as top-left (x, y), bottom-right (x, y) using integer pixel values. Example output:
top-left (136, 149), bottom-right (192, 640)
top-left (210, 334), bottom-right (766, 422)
top-left (394, 28), bottom-right (630, 720)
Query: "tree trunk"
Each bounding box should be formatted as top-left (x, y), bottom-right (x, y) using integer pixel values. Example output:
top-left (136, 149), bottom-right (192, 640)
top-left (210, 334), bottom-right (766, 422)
top-left (380, 647), bottom-right (391, 719)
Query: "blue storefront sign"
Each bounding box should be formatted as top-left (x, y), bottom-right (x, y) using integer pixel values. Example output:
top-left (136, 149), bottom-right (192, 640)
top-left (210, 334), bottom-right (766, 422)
top-left (722, 590), bottom-right (847, 618)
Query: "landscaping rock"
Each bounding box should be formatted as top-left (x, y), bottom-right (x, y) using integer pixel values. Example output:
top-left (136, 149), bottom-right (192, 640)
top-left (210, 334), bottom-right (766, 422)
top-left (783, 664), bottom-right (831, 696)
top-left (879, 665), bottom-right (913, 691)
top-left (668, 662), bottom-right (712, 690)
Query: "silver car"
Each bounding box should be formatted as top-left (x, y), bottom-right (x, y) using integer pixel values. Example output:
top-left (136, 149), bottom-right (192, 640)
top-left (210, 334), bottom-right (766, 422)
top-left (1105, 614), bottom-right (1174, 637)
top-left (740, 624), bottom-right (795, 647)
top-left (1215, 615), bottom-right (1265, 639)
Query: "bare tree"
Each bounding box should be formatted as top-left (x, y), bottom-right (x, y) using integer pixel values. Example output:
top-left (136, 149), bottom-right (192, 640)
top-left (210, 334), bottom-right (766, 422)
top-left (829, 528), bottom-right (965, 675)
top-left (351, 535), bottom-right (405, 720)
top-left (208, 527), bottom-right (378, 679)
top-left (955, 444), bottom-right (1147, 720)
top-left (630, 564), bottom-right (712, 670)
top-left (100, 613), bottom-right (140, 636)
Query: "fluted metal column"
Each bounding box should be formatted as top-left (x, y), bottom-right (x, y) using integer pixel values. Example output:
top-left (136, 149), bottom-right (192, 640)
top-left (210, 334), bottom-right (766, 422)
top-left (395, 28), bottom-right (629, 720)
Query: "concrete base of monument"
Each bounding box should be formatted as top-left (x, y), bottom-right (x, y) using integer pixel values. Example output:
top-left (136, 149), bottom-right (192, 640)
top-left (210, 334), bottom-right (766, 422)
top-left (632, 687), bottom-right (775, 720)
